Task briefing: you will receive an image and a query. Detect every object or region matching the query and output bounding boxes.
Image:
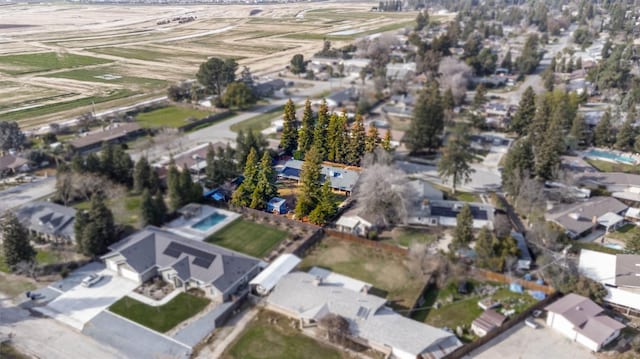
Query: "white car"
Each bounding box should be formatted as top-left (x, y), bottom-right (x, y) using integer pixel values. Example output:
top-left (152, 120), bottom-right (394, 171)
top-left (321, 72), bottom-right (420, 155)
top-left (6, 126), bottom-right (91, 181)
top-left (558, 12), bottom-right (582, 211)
top-left (81, 274), bottom-right (103, 287)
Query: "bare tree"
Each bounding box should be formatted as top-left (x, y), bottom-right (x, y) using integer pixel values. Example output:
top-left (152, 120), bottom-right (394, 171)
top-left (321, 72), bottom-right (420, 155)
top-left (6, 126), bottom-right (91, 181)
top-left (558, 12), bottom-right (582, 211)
top-left (318, 314), bottom-right (350, 347)
top-left (407, 243), bottom-right (467, 287)
top-left (438, 57), bottom-right (472, 104)
top-left (15, 260), bottom-right (38, 281)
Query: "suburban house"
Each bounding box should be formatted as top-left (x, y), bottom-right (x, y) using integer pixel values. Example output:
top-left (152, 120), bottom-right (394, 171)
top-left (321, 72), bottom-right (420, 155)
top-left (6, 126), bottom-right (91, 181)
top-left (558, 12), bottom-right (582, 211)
top-left (0, 154), bottom-right (30, 176)
top-left (156, 142), bottom-right (225, 176)
top-left (102, 226), bottom-right (262, 302)
top-left (68, 122), bottom-right (144, 153)
top-left (267, 271), bottom-right (462, 359)
top-left (579, 249), bottom-right (640, 317)
top-left (545, 197), bottom-right (628, 239)
top-left (408, 200), bottom-right (496, 230)
top-left (545, 293), bottom-right (624, 351)
top-left (322, 88), bottom-right (359, 110)
top-left (576, 172), bottom-right (640, 203)
top-left (279, 159), bottom-right (360, 195)
top-left (15, 201), bottom-right (76, 243)
top-left (253, 78), bottom-right (286, 98)
top-left (471, 309), bottom-right (507, 337)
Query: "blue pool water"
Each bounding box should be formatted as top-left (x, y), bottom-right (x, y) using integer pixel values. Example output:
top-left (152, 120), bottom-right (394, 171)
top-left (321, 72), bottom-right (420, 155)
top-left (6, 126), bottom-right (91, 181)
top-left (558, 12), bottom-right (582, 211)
top-left (604, 243), bottom-right (624, 250)
top-left (584, 149), bottom-right (636, 164)
top-left (191, 212), bottom-right (227, 231)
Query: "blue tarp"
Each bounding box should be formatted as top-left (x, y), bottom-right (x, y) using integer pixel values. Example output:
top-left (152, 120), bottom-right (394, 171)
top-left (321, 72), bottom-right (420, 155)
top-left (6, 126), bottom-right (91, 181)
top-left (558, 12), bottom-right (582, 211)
top-left (530, 291), bottom-right (546, 300)
top-left (523, 274), bottom-right (532, 281)
top-left (536, 279), bottom-right (544, 285)
top-left (509, 283), bottom-right (523, 293)
top-left (212, 192), bottom-right (224, 201)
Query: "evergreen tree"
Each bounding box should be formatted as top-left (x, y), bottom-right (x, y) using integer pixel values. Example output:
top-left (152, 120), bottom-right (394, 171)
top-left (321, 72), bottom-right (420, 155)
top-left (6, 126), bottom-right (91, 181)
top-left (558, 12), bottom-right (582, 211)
top-left (500, 50), bottom-right (512, 71)
top-left (365, 125), bottom-right (380, 153)
top-left (249, 152), bottom-right (278, 210)
top-left (511, 86), bottom-right (536, 136)
top-left (594, 110), bottom-right (615, 148)
top-left (381, 128), bottom-right (392, 151)
top-left (1, 212), bottom-right (35, 269)
top-left (308, 181), bottom-right (337, 225)
top-left (451, 204), bottom-right (473, 251)
top-left (438, 125), bottom-right (474, 194)
top-left (473, 84), bottom-right (487, 108)
top-left (443, 87), bottom-right (455, 110)
top-left (536, 116), bottom-right (564, 180)
top-left (133, 157), bottom-right (152, 193)
top-left (569, 115), bottom-right (589, 150)
top-left (153, 191), bottom-right (167, 226)
top-left (407, 81), bottom-right (443, 153)
top-left (502, 138), bottom-right (535, 195)
top-left (71, 154), bottom-right (85, 173)
top-left (100, 143), bottom-right (116, 179)
top-left (236, 130), bottom-right (267, 167)
top-left (615, 115), bottom-right (636, 151)
top-left (231, 148), bottom-right (259, 207)
top-left (74, 209), bottom-right (89, 254)
top-left (140, 189), bottom-right (156, 226)
top-left (85, 153), bottom-right (101, 173)
top-left (179, 164), bottom-right (201, 205)
top-left (112, 146), bottom-right (134, 187)
top-left (80, 194), bottom-right (116, 257)
top-left (295, 145), bottom-right (323, 218)
top-left (346, 114), bottom-right (366, 165)
top-left (327, 113), bottom-right (347, 163)
top-left (312, 100), bottom-right (330, 159)
top-left (167, 159), bottom-right (182, 211)
top-left (475, 227), bottom-right (503, 271)
top-left (297, 98), bottom-right (315, 156)
top-left (280, 98), bottom-right (298, 155)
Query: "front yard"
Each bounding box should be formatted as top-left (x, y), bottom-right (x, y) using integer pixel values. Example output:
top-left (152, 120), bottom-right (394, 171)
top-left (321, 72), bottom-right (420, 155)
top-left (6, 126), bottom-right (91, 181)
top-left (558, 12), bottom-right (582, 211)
top-left (223, 311), bottom-right (347, 359)
top-left (109, 292), bottom-right (210, 333)
top-left (300, 236), bottom-right (425, 311)
top-left (205, 219), bottom-right (288, 258)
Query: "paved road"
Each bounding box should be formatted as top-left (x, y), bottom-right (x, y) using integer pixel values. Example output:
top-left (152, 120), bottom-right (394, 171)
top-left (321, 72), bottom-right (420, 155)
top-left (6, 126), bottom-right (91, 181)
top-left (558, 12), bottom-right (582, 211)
top-left (0, 177), bottom-right (56, 214)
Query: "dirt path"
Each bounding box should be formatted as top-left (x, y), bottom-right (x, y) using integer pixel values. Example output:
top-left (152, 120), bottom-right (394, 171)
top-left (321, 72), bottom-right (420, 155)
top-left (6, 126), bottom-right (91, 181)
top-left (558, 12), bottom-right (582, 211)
top-left (196, 306), bottom-right (259, 359)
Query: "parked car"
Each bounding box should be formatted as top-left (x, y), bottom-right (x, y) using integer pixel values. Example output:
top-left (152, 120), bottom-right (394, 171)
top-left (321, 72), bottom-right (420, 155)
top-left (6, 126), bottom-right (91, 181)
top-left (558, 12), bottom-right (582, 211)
top-left (525, 318), bottom-right (539, 329)
top-left (81, 274), bottom-right (103, 287)
top-left (532, 310), bottom-right (542, 318)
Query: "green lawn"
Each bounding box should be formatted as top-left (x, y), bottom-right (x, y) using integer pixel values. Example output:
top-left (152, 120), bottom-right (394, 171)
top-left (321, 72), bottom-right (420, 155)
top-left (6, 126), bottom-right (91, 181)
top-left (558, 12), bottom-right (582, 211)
top-left (205, 219), bottom-right (287, 258)
top-left (35, 249), bottom-right (64, 265)
top-left (185, 111), bottom-right (236, 132)
top-left (109, 292), bottom-right (210, 333)
top-left (432, 183), bottom-right (481, 203)
top-left (224, 311), bottom-right (346, 359)
top-left (135, 106), bottom-right (213, 128)
top-left (73, 193), bottom-right (143, 227)
top-left (569, 241), bottom-right (624, 255)
top-left (383, 228), bottom-right (437, 248)
top-left (229, 106), bottom-right (284, 133)
top-left (0, 254), bottom-right (9, 273)
top-left (606, 223), bottom-right (639, 242)
top-left (0, 52), bottom-right (112, 74)
top-left (47, 68), bottom-right (167, 88)
top-left (585, 158), bottom-right (640, 174)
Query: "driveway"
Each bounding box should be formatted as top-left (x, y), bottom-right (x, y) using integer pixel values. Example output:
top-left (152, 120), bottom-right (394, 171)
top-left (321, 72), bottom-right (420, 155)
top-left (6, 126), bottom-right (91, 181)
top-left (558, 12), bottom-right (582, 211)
top-left (40, 269), bottom-right (137, 330)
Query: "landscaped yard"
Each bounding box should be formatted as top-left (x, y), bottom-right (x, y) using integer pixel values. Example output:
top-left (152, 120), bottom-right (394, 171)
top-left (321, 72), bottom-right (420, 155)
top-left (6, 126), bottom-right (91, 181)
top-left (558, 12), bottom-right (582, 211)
top-left (585, 158), bottom-right (640, 174)
top-left (0, 272), bottom-right (37, 298)
top-left (300, 236), bottom-right (425, 311)
top-left (109, 292), bottom-right (210, 333)
top-left (135, 106), bottom-right (213, 128)
top-left (223, 311), bottom-right (347, 359)
top-left (380, 227), bottom-right (437, 248)
top-left (607, 223), bottom-right (639, 242)
top-left (0, 52), bottom-right (112, 74)
top-left (205, 219), bottom-right (288, 258)
top-left (229, 105), bottom-right (284, 133)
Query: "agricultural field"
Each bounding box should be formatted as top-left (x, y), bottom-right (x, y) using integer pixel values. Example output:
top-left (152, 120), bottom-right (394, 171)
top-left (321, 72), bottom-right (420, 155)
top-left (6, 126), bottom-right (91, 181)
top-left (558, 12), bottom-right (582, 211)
top-left (135, 105), bottom-right (212, 128)
top-left (0, 3), bottom-right (426, 129)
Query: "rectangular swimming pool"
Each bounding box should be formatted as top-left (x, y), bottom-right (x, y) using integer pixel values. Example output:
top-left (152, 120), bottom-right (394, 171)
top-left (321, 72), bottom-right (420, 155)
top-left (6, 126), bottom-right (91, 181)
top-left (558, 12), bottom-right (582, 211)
top-left (584, 149), bottom-right (636, 164)
top-left (191, 212), bottom-right (227, 232)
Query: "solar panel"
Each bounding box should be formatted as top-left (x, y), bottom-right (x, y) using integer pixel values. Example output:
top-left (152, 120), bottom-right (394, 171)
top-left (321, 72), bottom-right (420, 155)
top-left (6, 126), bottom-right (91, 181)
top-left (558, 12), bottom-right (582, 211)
top-left (163, 242), bottom-right (216, 268)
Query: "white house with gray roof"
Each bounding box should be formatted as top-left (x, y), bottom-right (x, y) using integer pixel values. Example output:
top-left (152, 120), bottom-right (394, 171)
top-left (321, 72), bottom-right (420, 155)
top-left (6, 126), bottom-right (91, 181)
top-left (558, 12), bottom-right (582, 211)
top-left (279, 159), bottom-right (360, 195)
top-left (102, 226), bottom-right (261, 302)
top-left (15, 201), bottom-right (76, 243)
top-left (267, 271), bottom-right (462, 359)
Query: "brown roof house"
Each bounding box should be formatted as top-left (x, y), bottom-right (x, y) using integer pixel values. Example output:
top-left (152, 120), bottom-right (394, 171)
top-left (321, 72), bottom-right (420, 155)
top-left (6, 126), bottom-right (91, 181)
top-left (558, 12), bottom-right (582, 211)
top-left (0, 154), bottom-right (30, 176)
top-left (471, 309), bottom-right (507, 337)
top-left (545, 293), bottom-right (625, 351)
top-left (69, 123), bottom-right (143, 154)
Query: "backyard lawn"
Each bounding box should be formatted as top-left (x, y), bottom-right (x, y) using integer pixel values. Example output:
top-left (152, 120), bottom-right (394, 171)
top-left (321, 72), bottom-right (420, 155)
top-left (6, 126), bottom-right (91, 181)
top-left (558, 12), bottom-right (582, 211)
top-left (109, 292), bottom-right (210, 333)
top-left (205, 219), bottom-right (288, 258)
top-left (135, 106), bottom-right (212, 128)
top-left (0, 52), bottom-right (112, 74)
top-left (74, 193), bottom-right (143, 228)
top-left (380, 227), bottom-right (437, 248)
top-left (300, 236), bottom-right (425, 311)
top-left (223, 311), bottom-right (347, 359)
top-left (607, 223), bottom-right (639, 242)
top-left (585, 158), bottom-right (640, 174)
top-left (229, 105), bottom-right (284, 133)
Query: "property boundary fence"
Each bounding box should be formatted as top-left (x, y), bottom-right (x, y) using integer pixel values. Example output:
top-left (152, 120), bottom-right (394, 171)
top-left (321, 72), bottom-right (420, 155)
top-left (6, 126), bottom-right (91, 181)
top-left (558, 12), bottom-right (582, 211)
top-left (325, 229), bottom-right (409, 256)
top-left (473, 268), bottom-right (556, 295)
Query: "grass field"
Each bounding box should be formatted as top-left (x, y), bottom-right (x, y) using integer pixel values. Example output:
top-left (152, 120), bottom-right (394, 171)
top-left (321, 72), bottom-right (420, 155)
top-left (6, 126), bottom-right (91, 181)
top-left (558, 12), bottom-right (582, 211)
top-left (0, 272), bottom-right (37, 298)
top-left (300, 236), bottom-right (424, 311)
top-left (109, 292), bottom-right (210, 333)
top-left (585, 158), bottom-right (640, 174)
top-left (135, 106), bottom-right (213, 128)
top-left (0, 52), bottom-right (112, 75)
top-left (205, 219), bottom-right (288, 258)
top-left (35, 249), bottom-right (64, 266)
top-left (47, 68), bottom-right (167, 88)
top-left (74, 193), bottom-right (143, 228)
top-left (607, 223), bottom-right (639, 242)
top-left (230, 106), bottom-right (284, 133)
top-left (223, 311), bottom-right (346, 359)
top-left (380, 227), bottom-right (437, 248)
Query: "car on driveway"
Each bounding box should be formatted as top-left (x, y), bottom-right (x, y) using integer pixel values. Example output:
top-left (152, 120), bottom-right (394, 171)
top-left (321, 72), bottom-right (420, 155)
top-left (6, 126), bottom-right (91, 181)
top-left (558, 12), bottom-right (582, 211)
top-left (81, 274), bottom-right (103, 287)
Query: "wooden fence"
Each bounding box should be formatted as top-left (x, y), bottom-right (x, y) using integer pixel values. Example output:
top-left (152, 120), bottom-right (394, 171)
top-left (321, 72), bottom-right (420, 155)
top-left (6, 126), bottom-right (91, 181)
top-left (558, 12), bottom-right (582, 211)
top-left (473, 268), bottom-right (556, 295)
top-left (325, 229), bottom-right (409, 256)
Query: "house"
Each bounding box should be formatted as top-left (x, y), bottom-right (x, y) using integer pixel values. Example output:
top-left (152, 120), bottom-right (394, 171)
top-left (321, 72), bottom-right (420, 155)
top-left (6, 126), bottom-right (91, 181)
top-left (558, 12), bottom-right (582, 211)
top-left (511, 231), bottom-right (532, 270)
top-left (308, 266), bottom-right (372, 293)
top-left (253, 79), bottom-right (286, 98)
top-left (575, 172), bottom-right (640, 202)
top-left (322, 88), bottom-right (359, 110)
top-left (68, 122), bottom-right (144, 153)
top-left (471, 309), bottom-right (507, 337)
top-left (545, 293), bottom-right (625, 351)
top-left (386, 62), bottom-right (416, 79)
top-left (545, 197), bottom-right (628, 239)
top-left (579, 249), bottom-right (640, 317)
top-left (267, 271), bottom-right (462, 359)
top-left (335, 208), bottom-right (374, 237)
top-left (250, 254), bottom-right (301, 296)
top-left (0, 154), bottom-right (30, 176)
top-left (156, 142), bottom-right (225, 176)
top-left (279, 159), bottom-right (360, 195)
top-left (408, 200), bottom-right (496, 230)
top-left (15, 201), bottom-right (76, 243)
top-left (102, 226), bottom-right (262, 302)
top-left (266, 197), bottom-right (287, 214)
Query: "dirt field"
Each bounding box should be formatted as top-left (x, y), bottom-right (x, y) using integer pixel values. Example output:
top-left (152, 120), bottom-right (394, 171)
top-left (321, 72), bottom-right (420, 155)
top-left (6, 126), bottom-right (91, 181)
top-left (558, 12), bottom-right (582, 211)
top-left (0, 2), bottom-right (420, 129)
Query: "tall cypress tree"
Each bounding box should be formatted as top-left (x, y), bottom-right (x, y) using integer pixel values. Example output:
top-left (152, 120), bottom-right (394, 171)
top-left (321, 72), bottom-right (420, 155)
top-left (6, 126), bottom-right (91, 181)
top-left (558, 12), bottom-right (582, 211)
top-left (312, 99), bottom-right (329, 159)
top-left (280, 98), bottom-right (298, 155)
top-left (2, 212), bottom-right (35, 269)
top-left (510, 86), bottom-right (536, 136)
top-left (295, 145), bottom-right (323, 218)
top-left (407, 81), bottom-right (443, 153)
top-left (133, 157), bottom-right (151, 193)
top-left (451, 204), bottom-right (473, 251)
top-left (346, 114), bottom-right (366, 165)
top-left (365, 124), bottom-right (380, 153)
top-left (231, 148), bottom-right (259, 207)
top-left (298, 98), bottom-right (315, 156)
top-left (250, 151), bottom-right (278, 210)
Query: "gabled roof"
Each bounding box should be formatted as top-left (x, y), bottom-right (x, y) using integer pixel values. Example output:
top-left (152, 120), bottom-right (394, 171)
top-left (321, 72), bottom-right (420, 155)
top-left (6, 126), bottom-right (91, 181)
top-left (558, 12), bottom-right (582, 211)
top-left (279, 160), bottom-right (360, 192)
top-left (472, 309), bottom-right (507, 332)
top-left (0, 154), bottom-right (29, 171)
top-left (15, 201), bottom-right (76, 240)
top-left (104, 226), bottom-right (260, 294)
top-left (546, 293), bottom-right (604, 327)
top-left (546, 197), bottom-right (628, 236)
top-left (69, 122), bottom-right (141, 150)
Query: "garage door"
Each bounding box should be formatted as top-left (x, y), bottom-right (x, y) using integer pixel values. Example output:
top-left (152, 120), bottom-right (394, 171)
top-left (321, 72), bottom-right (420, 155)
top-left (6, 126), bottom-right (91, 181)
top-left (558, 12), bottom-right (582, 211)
top-left (118, 264), bottom-right (140, 283)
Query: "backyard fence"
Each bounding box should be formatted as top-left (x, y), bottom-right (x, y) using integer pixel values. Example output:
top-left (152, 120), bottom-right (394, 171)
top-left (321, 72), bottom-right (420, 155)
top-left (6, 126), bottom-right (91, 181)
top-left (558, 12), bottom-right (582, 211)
top-left (235, 206), bottom-right (319, 232)
top-left (325, 229), bottom-right (409, 256)
top-left (473, 268), bottom-right (556, 295)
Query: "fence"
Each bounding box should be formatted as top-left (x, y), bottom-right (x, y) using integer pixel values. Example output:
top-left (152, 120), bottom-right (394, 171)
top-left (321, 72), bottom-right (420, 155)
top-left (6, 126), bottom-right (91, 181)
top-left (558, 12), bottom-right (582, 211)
top-left (235, 206), bottom-right (320, 233)
top-left (290, 229), bottom-right (325, 257)
top-left (177, 111), bottom-right (233, 132)
top-left (443, 291), bottom-right (561, 358)
top-left (473, 268), bottom-right (556, 295)
top-left (325, 229), bottom-right (409, 256)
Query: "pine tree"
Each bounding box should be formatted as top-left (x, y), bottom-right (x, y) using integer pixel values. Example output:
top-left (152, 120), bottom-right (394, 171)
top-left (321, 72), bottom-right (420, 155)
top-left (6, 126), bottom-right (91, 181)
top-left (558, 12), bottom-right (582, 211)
top-left (536, 116), bottom-right (564, 180)
top-left (295, 145), bottom-right (323, 218)
top-left (308, 181), bottom-right (337, 225)
top-left (365, 125), bottom-right (380, 153)
top-left (615, 115), bottom-right (636, 151)
top-left (500, 50), bottom-right (512, 71)
top-left (297, 98), bottom-right (315, 156)
top-left (133, 157), bottom-right (151, 193)
top-left (249, 151), bottom-right (278, 210)
top-left (569, 115), bottom-right (589, 150)
top-left (231, 147), bottom-right (259, 207)
top-left (346, 114), bottom-right (366, 165)
top-left (594, 110), bottom-right (615, 148)
top-left (438, 125), bottom-right (474, 194)
top-left (112, 146), bottom-right (134, 187)
top-left (312, 99), bottom-right (330, 159)
top-left (167, 159), bottom-right (182, 211)
top-left (80, 194), bottom-right (116, 257)
top-left (153, 191), bottom-right (167, 226)
top-left (1, 212), bottom-right (35, 269)
top-left (280, 98), bottom-right (298, 155)
top-left (451, 204), bottom-right (473, 251)
top-left (473, 84), bottom-right (488, 108)
top-left (474, 226), bottom-right (501, 271)
top-left (443, 87), bottom-right (455, 110)
top-left (510, 86), bottom-right (536, 136)
top-left (71, 154), bottom-right (85, 173)
top-left (327, 113), bottom-right (347, 163)
top-left (100, 143), bottom-right (116, 179)
top-left (502, 138), bottom-right (535, 195)
top-left (140, 189), bottom-right (156, 226)
top-left (407, 81), bottom-right (443, 153)
top-left (382, 128), bottom-right (392, 151)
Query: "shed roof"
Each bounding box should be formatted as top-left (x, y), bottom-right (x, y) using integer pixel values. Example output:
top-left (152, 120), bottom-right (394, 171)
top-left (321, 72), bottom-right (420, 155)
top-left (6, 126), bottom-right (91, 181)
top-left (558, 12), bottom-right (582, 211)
top-left (249, 254), bottom-right (301, 295)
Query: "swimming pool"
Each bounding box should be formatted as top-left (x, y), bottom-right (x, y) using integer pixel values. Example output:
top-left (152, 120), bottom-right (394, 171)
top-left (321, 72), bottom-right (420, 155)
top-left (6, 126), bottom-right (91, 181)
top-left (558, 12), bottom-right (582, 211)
top-left (191, 212), bottom-right (227, 231)
top-left (604, 243), bottom-right (624, 251)
top-left (584, 149), bottom-right (636, 164)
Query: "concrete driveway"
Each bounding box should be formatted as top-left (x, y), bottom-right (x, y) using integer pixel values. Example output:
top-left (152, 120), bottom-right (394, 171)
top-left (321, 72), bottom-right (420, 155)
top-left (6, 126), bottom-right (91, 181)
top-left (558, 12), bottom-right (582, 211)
top-left (40, 270), bottom-right (137, 330)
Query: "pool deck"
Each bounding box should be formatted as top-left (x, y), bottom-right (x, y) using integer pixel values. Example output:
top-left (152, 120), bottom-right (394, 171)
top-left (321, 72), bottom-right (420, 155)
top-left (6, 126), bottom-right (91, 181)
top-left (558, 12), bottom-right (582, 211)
top-left (165, 205), bottom-right (241, 241)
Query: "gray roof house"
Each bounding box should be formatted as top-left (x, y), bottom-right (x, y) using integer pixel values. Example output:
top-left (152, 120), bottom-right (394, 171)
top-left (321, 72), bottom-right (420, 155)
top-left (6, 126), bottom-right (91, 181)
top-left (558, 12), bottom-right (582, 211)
top-left (408, 199), bottom-right (496, 230)
top-left (267, 271), bottom-right (462, 359)
top-left (102, 226), bottom-right (261, 301)
top-left (279, 159), bottom-right (360, 194)
top-left (545, 197), bottom-right (628, 239)
top-left (15, 201), bottom-right (76, 243)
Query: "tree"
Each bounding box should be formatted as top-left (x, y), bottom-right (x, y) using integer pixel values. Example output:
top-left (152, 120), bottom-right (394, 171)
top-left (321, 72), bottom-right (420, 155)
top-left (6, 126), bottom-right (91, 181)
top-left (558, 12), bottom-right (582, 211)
top-left (451, 204), bottom-right (473, 251)
top-left (511, 87), bottom-right (536, 135)
top-left (55, 171), bottom-right (74, 206)
top-left (1, 212), bottom-right (35, 269)
top-left (78, 194), bottom-right (116, 257)
top-left (442, 87), bottom-right (455, 111)
top-left (295, 145), bottom-right (323, 218)
top-left (500, 50), bottom-right (512, 71)
top-left (438, 57), bottom-right (472, 104)
top-left (232, 148), bottom-right (259, 207)
top-left (516, 34), bottom-right (541, 74)
top-left (167, 160), bottom-right (182, 211)
top-left (312, 100), bottom-right (329, 159)
top-left (381, 128), bottom-right (392, 151)
top-left (308, 181), bottom-right (337, 225)
top-left (222, 82), bottom-right (255, 109)
top-left (365, 125), bottom-right (380, 153)
top-left (502, 138), bottom-right (535, 195)
top-left (406, 81), bottom-right (443, 153)
top-left (280, 99), bottom-right (298, 155)
top-left (140, 189), bottom-right (157, 227)
top-left (535, 116), bottom-right (564, 180)
top-left (249, 151), bottom-right (278, 210)
top-left (615, 115), bottom-right (636, 151)
top-left (593, 110), bottom-right (615, 148)
top-left (473, 84), bottom-right (487, 108)
top-left (236, 129), bottom-right (267, 167)
top-left (326, 113), bottom-right (348, 163)
top-left (297, 99), bottom-right (315, 156)
top-left (319, 314), bottom-right (350, 347)
top-left (196, 57), bottom-right (238, 99)
top-left (0, 121), bottom-right (26, 151)
top-left (438, 125), bottom-right (474, 194)
top-left (415, 9), bottom-right (428, 31)
top-left (133, 157), bottom-right (152, 193)
top-left (475, 228), bottom-right (519, 272)
top-left (290, 54), bottom-right (306, 75)
top-left (346, 114), bottom-right (366, 165)
top-left (206, 144), bottom-right (237, 187)
top-left (569, 115), bottom-right (590, 150)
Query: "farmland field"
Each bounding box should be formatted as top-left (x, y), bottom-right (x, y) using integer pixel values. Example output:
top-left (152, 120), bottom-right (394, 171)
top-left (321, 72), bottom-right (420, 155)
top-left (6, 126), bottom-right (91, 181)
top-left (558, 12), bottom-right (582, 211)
top-left (0, 52), bottom-right (112, 74)
top-left (135, 105), bottom-right (212, 128)
top-left (47, 67), bottom-right (167, 88)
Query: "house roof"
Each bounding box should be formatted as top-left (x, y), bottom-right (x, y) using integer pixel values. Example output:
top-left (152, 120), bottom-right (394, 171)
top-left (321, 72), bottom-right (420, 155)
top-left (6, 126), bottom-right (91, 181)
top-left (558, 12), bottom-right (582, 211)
top-left (598, 212), bottom-right (624, 228)
top-left (577, 172), bottom-right (640, 189)
top-left (615, 254), bottom-right (640, 288)
top-left (407, 180), bottom-right (444, 201)
top-left (69, 122), bottom-right (141, 150)
top-left (15, 201), bottom-right (76, 241)
top-left (159, 142), bottom-right (225, 173)
top-left (545, 293), bottom-right (604, 329)
top-left (625, 207), bottom-right (640, 219)
top-left (428, 200), bottom-right (493, 221)
top-left (103, 226), bottom-right (260, 294)
top-left (574, 314), bottom-right (625, 345)
top-left (249, 254), bottom-right (301, 294)
top-left (308, 266), bottom-right (372, 293)
top-left (279, 160), bottom-right (360, 192)
top-left (545, 197), bottom-right (628, 236)
top-left (268, 271), bottom-right (461, 357)
top-left (0, 154), bottom-right (29, 171)
top-left (579, 249), bottom-right (617, 286)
